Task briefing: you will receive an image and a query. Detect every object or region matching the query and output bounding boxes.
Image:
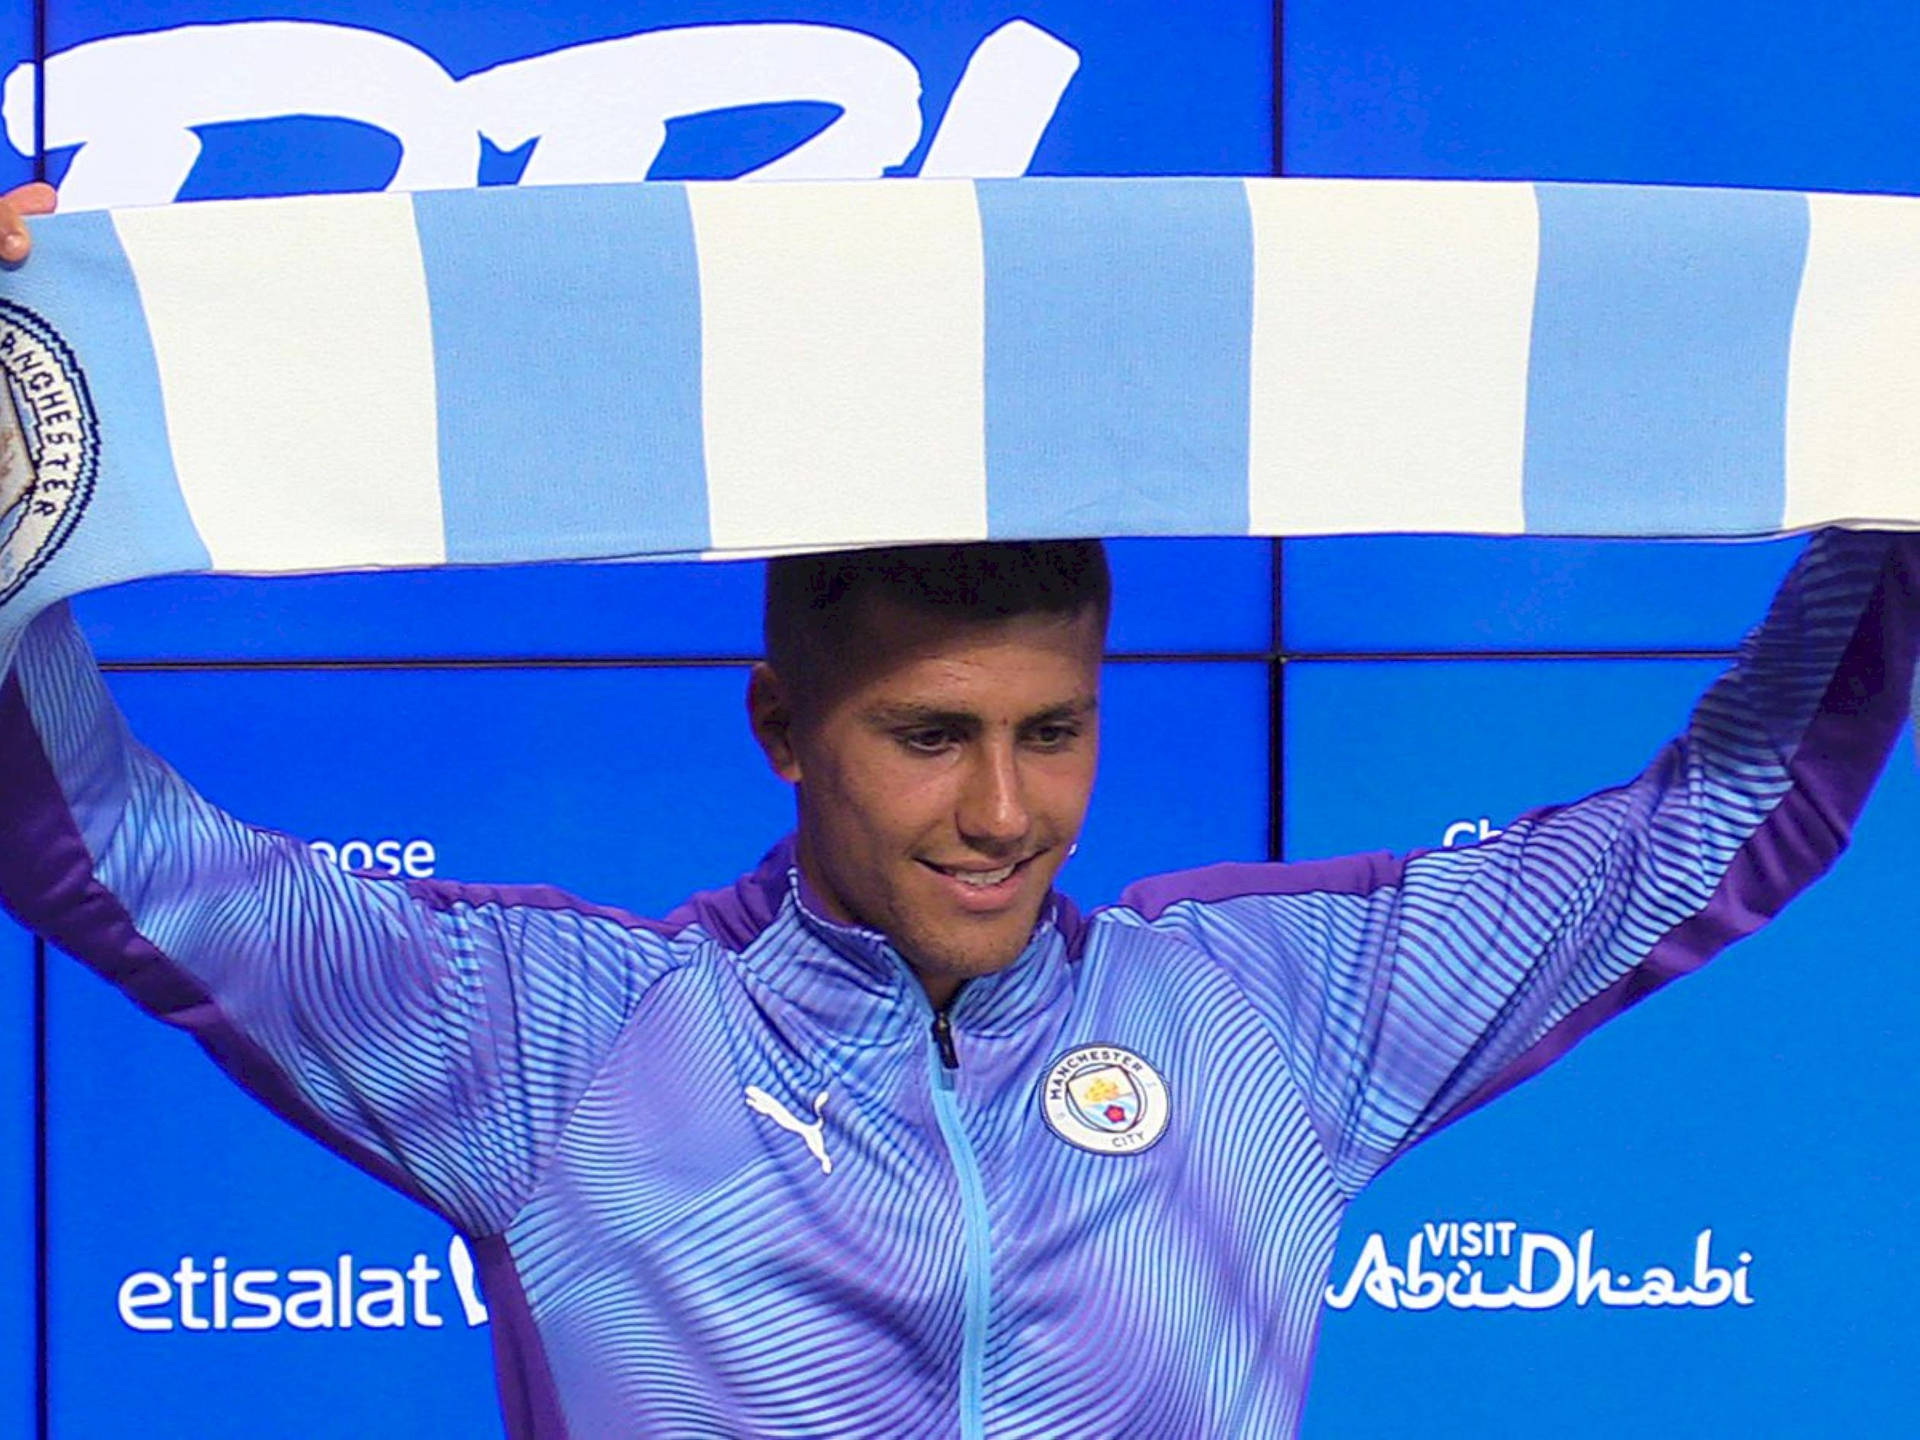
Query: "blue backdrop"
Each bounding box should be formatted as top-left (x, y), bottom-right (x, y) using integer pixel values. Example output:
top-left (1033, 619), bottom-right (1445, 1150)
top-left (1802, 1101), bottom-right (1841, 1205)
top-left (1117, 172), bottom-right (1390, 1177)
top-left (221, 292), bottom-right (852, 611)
top-left (4, 0), bottom-right (1917, 1435)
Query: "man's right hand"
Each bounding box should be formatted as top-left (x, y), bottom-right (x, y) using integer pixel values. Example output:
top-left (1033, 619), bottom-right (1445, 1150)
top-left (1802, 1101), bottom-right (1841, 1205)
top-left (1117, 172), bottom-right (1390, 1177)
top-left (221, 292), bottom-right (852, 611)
top-left (0, 182), bottom-right (58, 265)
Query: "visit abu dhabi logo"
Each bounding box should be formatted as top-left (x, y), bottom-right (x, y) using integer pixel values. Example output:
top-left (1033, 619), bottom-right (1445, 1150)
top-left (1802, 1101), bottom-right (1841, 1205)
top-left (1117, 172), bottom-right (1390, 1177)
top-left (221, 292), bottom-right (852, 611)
top-left (1325, 1221), bottom-right (1755, 1313)
top-left (116, 1234), bottom-right (490, 1334)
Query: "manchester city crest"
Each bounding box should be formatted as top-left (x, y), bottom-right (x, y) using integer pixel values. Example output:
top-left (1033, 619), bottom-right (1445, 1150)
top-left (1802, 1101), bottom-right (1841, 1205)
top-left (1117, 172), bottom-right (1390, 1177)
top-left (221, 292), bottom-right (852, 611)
top-left (1039, 1044), bottom-right (1169, 1155)
top-left (0, 300), bottom-right (97, 610)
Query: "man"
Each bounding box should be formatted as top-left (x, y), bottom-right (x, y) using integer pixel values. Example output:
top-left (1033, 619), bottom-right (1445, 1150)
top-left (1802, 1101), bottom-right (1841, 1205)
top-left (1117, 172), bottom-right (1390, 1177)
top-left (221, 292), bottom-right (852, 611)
top-left (1, 194), bottom-right (1917, 1437)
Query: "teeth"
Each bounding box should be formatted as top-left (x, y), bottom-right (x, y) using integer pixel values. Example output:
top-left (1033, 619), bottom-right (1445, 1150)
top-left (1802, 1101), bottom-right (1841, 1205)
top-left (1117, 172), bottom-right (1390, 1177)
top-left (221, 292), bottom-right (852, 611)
top-left (949, 863), bottom-right (1017, 887)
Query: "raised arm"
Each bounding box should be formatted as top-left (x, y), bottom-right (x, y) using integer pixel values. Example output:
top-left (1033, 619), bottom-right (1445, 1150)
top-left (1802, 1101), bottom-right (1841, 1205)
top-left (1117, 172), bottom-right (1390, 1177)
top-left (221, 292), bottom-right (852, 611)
top-left (0, 603), bottom-right (682, 1234)
top-left (1118, 530), bottom-right (1919, 1196)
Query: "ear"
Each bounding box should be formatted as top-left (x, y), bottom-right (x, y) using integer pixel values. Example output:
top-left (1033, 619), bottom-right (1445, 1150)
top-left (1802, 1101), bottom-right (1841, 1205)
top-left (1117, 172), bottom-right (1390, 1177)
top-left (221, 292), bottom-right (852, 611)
top-left (747, 662), bottom-right (803, 783)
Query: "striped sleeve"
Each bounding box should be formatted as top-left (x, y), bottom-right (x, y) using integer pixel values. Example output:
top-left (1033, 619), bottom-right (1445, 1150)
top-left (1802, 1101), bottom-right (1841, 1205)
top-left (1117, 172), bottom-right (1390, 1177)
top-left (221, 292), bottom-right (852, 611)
top-left (1119, 531), bottom-right (1920, 1196)
top-left (0, 604), bottom-right (679, 1235)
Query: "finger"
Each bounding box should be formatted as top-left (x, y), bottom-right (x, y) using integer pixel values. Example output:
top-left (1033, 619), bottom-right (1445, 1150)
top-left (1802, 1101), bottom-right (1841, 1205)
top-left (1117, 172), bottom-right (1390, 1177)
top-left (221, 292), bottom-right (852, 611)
top-left (8, 182), bottom-right (56, 217)
top-left (6, 183), bottom-right (56, 216)
top-left (0, 181), bottom-right (56, 265)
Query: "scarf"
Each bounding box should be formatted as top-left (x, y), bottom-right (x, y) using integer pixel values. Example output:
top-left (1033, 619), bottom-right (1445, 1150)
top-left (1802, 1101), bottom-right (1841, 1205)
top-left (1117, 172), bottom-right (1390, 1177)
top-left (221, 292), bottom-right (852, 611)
top-left (1, 177), bottom-right (1915, 702)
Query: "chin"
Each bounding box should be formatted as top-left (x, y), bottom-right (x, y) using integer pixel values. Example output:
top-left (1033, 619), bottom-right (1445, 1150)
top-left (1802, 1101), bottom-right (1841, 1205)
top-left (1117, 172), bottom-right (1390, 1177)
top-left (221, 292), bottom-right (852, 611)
top-left (913, 920), bottom-right (1042, 985)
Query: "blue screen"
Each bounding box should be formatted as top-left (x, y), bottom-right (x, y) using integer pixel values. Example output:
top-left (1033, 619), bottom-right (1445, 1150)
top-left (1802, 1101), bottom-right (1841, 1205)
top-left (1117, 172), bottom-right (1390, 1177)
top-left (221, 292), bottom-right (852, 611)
top-left (48, 955), bottom-right (508, 1439)
top-left (1285, 1), bottom-right (1920, 193)
top-left (1289, 656), bottom-right (1920, 1438)
top-left (1070, 659), bottom-right (1269, 902)
top-left (1284, 536), bottom-right (1804, 654)
top-left (0, 921), bottom-right (30, 1440)
top-left (72, 539), bottom-right (1271, 664)
top-left (8, 0), bottom-right (1920, 1434)
top-left (0, 0), bottom-right (27, 192)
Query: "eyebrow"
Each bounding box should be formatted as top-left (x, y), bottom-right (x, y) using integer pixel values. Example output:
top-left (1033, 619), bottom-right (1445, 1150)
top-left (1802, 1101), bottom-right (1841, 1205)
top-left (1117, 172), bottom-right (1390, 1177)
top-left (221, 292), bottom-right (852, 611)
top-left (865, 696), bottom-right (1098, 731)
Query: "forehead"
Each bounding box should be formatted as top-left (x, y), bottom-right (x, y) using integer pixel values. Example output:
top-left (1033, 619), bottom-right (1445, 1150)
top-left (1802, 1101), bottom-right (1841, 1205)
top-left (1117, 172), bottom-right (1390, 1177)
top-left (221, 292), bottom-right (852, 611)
top-left (833, 600), bottom-right (1104, 707)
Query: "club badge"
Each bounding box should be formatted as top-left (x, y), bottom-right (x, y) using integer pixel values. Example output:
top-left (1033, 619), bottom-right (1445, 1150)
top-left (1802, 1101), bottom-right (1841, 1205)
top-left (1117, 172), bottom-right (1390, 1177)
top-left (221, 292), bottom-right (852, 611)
top-left (1039, 1044), bottom-right (1169, 1155)
top-left (0, 300), bottom-right (98, 610)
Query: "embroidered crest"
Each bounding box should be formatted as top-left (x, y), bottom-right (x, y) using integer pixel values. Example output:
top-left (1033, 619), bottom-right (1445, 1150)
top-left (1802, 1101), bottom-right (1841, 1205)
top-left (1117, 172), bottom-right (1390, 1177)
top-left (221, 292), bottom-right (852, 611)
top-left (1039, 1044), bottom-right (1169, 1155)
top-left (0, 300), bottom-right (97, 610)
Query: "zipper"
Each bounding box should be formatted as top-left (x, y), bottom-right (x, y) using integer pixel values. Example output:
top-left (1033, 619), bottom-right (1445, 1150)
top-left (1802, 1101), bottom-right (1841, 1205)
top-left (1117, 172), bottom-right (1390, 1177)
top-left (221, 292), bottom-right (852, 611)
top-left (926, 1009), bottom-right (990, 1440)
top-left (932, 1008), bottom-right (961, 1069)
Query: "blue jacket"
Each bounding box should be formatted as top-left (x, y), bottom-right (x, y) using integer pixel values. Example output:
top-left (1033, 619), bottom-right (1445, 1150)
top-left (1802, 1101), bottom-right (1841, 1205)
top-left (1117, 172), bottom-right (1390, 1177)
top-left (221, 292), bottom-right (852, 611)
top-left (1, 531), bottom-right (1914, 1437)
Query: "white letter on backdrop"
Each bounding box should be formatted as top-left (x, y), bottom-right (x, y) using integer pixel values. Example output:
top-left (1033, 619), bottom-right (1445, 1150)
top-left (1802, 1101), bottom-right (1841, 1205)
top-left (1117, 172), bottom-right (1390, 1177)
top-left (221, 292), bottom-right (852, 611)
top-left (463, 24), bottom-right (923, 184)
top-left (920, 20), bottom-right (1081, 178)
top-left (5, 22), bottom-right (476, 210)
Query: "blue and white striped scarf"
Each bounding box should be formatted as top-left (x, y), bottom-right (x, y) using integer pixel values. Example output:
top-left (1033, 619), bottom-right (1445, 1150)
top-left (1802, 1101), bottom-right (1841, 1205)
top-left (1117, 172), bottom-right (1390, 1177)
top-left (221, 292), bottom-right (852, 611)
top-left (0, 177), bottom-right (1916, 709)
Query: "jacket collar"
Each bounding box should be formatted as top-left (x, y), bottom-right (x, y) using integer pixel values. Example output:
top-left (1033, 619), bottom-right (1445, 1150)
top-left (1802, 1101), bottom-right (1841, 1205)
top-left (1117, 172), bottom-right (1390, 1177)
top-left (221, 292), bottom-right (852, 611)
top-left (721, 834), bottom-right (1077, 1046)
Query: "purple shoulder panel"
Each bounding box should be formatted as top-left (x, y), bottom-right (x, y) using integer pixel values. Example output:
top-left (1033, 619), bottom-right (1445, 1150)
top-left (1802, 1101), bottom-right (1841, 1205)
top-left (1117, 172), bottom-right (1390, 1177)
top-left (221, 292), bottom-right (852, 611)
top-left (1115, 850), bottom-right (1405, 923)
top-left (408, 838), bottom-right (795, 954)
top-left (0, 670), bottom-right (199, 1012)
top-left (403, 878), bottom-right (688, 940)
top-left (658, 837), bottom-right (795, 952)
top-left (474, 1232), bottom-right (570, 1439)
top-left (1051, 892), bottom-right (1090, 960)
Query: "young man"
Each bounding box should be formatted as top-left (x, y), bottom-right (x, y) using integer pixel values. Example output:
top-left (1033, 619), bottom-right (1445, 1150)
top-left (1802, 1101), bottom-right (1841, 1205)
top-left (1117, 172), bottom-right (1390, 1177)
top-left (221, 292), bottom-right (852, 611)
top-left (1, 197), bottom-right (1917, 1436)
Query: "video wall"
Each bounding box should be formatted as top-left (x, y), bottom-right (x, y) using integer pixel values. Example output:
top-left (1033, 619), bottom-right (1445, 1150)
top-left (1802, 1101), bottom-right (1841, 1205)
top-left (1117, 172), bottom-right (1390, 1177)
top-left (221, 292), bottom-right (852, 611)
top-left (3, 1), bottom-right (1918, 1436)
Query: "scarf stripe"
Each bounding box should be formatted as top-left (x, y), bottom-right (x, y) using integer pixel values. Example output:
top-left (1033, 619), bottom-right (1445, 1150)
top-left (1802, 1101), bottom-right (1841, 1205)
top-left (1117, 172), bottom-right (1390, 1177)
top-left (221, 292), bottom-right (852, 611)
top-left (1523, 184), bottom-right (1810, 535)
top-left (420, 182), bottom-right (712, 564)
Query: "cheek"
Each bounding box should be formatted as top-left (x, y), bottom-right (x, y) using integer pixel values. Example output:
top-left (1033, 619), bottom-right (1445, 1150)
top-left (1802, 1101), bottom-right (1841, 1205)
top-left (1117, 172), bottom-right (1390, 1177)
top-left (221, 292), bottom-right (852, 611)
top-left (865, 766), bottom-right (960, 847)
top-left (808, 744), bottom-right (953, 844)
top-left (1035, 750), bottom-right (1099, 825)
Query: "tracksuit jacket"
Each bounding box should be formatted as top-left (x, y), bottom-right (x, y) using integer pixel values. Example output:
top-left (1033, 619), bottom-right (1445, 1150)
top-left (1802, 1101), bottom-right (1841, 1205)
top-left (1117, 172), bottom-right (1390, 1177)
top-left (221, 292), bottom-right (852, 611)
top-left (1, 530), bottom-right (1915, 1438)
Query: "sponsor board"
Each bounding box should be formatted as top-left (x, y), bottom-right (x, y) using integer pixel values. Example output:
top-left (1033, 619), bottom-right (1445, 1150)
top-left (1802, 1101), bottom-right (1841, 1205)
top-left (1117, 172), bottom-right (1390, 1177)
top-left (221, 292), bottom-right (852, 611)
top-left (118, 1235), bottom-right (490, 1334)
top-left (1326, 1223), bottom-right (1755, 1313)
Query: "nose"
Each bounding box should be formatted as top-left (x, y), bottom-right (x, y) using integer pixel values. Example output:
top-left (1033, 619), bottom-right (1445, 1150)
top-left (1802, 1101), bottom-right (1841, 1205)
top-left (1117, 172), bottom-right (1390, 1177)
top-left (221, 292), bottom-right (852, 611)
top-left (956, 737), bottom-right (1031, 852)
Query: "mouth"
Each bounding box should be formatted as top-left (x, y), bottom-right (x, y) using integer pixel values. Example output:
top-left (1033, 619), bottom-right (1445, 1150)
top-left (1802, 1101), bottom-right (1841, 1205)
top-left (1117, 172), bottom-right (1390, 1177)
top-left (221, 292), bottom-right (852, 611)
top-left (918, 852), bottom-right (1044, 911)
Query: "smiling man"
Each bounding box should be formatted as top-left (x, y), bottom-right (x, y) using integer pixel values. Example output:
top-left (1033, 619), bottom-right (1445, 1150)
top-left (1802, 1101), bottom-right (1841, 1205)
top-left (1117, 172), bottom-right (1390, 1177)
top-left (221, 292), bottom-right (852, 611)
top-left (751, 544), bottom-right (1106, 1011)
top-left (0, 184), bottom-right (1917, 1436)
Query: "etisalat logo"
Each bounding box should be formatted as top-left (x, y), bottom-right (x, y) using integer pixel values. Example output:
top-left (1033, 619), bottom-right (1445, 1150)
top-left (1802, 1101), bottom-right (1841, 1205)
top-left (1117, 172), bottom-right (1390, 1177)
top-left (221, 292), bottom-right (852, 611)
top-left (116, 1234), bottom-right (490, 1334)
top-left (1325, 1220), bottom-right (1755, 1313)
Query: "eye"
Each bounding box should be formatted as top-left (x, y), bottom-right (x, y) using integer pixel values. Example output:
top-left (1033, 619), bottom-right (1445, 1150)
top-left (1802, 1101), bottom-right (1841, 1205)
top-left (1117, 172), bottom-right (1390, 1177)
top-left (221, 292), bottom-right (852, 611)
top-left (1027, 722), bottom-right (1081, 750)
top-left (897, 727), bottom-right (955, 755)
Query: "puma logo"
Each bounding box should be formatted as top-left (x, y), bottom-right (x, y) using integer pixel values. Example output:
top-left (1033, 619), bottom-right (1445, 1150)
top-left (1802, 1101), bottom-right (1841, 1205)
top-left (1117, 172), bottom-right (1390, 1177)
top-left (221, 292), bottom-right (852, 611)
top-left (744, 1085), bottom-right (834, 1175)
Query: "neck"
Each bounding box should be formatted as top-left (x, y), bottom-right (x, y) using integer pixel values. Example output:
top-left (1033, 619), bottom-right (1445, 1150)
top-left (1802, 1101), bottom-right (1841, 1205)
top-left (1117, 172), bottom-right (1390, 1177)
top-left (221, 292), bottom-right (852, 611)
top-left (920, 973), bottom-right (964, 1012)
top-left (789, 834), bottom-right (986, 1013)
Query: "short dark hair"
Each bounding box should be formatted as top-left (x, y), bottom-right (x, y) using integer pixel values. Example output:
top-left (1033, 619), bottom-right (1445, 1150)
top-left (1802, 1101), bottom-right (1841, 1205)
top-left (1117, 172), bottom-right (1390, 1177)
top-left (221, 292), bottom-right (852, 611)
top-left (763, 540), bottom-right (1110, 696)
